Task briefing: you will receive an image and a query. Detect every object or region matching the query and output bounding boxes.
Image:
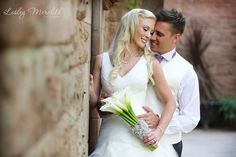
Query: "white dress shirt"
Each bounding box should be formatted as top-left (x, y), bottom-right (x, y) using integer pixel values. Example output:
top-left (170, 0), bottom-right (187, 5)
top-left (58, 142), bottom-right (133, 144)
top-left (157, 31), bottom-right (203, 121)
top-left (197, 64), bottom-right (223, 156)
top-left (156, 48), bottom-right (200, 134)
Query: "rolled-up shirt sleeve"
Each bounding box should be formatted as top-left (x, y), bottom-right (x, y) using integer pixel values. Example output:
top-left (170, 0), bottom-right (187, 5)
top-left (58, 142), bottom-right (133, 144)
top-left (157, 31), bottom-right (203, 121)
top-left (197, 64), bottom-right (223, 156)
top-left (165, 69), bottom-right (200, 134)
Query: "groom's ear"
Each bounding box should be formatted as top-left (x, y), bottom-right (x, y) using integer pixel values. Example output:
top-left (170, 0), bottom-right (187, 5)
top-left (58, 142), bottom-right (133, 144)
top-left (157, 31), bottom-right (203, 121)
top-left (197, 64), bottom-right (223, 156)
top-left (173, 33), bottom-right (181, 44)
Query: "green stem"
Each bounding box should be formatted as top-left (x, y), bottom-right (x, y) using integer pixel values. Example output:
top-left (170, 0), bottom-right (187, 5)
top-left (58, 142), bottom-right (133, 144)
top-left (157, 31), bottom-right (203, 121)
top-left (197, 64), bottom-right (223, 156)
top-left (125, 101), bottom-right (138, 123)
top-left (126, 100), bottom-right (136, 115)
top-left (120, 114), bottom-right (135, 126)
top-left (147, 145), bottom-right (157, 151)
top-left (123, 109), bottom-right (138, 124)
top-left (119, 111), bottom-right (137, 126)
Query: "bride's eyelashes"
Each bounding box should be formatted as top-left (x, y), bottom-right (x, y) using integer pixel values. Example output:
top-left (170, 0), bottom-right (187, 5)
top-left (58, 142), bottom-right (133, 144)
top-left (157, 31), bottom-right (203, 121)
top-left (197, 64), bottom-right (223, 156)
top-left (143, 25), bottom-right (150, 31)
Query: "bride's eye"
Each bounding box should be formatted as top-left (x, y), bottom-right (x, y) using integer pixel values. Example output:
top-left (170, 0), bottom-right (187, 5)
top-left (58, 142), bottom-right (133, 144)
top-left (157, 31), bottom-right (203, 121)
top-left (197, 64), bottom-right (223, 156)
top-left (143, 26), bottom-right (150, 32)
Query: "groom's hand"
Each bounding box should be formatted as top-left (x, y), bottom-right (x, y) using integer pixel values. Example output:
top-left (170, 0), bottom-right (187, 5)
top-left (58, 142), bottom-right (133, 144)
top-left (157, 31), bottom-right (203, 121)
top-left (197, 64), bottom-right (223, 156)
top-left (137, 106), bottom-right (160, 129)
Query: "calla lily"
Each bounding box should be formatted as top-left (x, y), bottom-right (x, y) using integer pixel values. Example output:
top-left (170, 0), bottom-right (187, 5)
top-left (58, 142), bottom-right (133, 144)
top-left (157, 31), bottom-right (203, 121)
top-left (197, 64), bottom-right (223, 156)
top-left (100, 102), bottom-right (122, 113)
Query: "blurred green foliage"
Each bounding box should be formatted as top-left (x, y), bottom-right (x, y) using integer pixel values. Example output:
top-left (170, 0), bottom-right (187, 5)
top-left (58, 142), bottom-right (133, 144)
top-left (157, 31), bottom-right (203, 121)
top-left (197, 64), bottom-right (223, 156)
top-left (126, 0), bottom-right (141, 10)
top-left (216, 97), bottom-right (236, 122)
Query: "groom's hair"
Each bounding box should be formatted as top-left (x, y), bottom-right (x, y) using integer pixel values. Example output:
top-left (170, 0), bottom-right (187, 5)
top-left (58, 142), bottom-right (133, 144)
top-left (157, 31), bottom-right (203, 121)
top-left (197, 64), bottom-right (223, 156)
top-left (156, 8), bottom-right (185, 35)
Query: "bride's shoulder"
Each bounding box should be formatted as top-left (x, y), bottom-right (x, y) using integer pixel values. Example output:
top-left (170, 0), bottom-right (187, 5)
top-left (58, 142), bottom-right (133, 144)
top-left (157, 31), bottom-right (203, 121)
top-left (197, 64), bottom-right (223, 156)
top-left (97, 52), bottom-right (109, 58)
top-left (94, 52), bottom-right (110, 66)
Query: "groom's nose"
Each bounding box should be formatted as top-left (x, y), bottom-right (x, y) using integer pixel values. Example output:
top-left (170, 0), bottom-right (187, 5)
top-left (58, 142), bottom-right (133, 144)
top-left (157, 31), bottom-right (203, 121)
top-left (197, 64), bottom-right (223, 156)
top-left (151, 32), bottom-right (157, 41)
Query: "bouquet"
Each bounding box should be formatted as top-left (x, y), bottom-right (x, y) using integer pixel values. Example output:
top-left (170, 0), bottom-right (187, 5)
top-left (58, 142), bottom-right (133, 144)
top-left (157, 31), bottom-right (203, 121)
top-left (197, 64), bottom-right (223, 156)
top-left (100, 88), bottom-right (157, 151)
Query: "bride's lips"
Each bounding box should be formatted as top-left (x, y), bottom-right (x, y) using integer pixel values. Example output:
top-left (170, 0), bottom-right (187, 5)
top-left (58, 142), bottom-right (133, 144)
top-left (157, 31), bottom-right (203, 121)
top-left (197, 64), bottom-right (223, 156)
top-left (141, 37), bottom-right (147, 44)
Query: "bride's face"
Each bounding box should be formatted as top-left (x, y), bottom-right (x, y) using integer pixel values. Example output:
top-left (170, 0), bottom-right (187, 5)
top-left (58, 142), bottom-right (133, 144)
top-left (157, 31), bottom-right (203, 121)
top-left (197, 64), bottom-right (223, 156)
top-left (132, 18), bottom-right (155, 50)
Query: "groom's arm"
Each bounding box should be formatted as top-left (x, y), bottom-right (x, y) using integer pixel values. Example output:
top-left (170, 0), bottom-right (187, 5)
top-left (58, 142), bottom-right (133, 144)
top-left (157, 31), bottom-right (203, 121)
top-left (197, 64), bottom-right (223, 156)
top-left (165, 70), bottom-right (200, 134)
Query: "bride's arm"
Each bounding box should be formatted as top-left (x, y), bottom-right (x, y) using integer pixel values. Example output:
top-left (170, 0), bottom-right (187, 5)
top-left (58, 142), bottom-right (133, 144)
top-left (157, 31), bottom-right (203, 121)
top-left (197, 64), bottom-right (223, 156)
top-left (152, 59), bottom-right (176, 133)
top-left (90, 54), bottom-right (102, 107)
top-left (144, 59), bottom-right (176, 145)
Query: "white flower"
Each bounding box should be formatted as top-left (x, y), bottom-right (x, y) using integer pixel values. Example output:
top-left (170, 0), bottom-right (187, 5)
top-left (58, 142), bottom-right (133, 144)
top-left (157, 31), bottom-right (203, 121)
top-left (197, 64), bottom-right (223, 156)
top-left (100, 98), bottom-right (122, 113)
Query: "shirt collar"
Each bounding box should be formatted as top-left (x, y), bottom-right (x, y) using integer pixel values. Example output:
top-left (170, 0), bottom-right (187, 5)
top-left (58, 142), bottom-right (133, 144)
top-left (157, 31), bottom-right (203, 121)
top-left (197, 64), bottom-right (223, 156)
top-left (153, 48), bottom-right (176, 62)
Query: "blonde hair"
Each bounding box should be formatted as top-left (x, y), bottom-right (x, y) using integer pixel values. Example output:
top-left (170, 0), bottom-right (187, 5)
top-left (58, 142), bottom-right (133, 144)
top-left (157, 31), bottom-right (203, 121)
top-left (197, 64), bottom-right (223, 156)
top-left (108, 8), bottom-right (156, 84)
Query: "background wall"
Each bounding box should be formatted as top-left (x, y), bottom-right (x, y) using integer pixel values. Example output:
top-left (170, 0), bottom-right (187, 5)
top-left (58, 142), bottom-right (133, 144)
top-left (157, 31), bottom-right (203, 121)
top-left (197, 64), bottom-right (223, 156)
top-left (164, 0), bottom-right (236, 98)
top-left (0, 0), bottom-right (91, 156)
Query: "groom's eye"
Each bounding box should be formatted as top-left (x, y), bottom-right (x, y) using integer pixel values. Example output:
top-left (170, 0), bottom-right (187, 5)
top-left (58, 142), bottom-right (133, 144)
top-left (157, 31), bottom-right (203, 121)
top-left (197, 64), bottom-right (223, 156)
top-left (157, 31), bottom-right (164, 37)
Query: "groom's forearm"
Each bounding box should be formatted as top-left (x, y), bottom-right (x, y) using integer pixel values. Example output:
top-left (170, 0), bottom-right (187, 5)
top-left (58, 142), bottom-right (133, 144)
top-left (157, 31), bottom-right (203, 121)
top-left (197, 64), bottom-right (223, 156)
top-left (165, 113), bottom-right (200, 134)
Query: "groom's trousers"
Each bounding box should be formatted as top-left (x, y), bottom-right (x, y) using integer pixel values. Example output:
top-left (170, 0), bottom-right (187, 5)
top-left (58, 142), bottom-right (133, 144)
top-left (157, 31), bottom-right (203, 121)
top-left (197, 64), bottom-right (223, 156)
top-left (173, 140), bottom-right (183, 157)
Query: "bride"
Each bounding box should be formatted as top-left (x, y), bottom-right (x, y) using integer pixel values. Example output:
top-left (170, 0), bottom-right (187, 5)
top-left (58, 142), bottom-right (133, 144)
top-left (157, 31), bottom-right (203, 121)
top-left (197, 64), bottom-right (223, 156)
top-left (89, 8), bottom-right (177, 157)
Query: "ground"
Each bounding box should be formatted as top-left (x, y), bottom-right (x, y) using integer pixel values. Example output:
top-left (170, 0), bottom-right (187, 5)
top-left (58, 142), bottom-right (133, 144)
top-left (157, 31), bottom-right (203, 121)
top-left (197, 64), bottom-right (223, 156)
top-left (182, 128), bottom-right (236, 157)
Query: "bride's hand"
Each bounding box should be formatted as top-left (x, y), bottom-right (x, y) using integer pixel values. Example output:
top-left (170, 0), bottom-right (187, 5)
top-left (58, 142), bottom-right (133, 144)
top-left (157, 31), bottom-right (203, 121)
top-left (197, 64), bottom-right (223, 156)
top-left (143, 127), bottom-right (163, 146)
top-left (89, 74), bottom-right (94, 94)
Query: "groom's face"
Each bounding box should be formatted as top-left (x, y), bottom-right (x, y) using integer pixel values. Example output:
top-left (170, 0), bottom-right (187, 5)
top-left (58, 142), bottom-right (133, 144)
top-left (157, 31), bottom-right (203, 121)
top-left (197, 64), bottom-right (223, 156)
top-left (150, 21), bottom-right (178, 54)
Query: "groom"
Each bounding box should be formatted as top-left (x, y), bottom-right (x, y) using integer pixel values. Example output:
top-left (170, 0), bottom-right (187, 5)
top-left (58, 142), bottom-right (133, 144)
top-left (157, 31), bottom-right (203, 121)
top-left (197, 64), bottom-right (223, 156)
top-left (138, 8), bottom-right (200, 157)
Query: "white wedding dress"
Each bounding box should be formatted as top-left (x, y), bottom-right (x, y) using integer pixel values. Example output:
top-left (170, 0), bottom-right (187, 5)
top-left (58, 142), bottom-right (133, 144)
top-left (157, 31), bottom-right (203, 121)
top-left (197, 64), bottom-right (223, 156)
top-left (90, 53), bottom-right (177, 157)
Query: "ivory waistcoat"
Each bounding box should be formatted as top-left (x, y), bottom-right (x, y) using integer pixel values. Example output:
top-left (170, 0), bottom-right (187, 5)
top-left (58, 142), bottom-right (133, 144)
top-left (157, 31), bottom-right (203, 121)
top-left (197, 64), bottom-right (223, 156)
top-left (146, 53), bottom-right (193, 144)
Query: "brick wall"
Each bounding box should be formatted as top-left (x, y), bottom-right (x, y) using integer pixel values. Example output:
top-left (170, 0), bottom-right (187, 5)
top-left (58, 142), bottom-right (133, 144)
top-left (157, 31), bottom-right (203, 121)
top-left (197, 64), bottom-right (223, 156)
top-left (0, 0), bottom-right (91, 156)
top-left (164, 0), bottom-right (236, 97)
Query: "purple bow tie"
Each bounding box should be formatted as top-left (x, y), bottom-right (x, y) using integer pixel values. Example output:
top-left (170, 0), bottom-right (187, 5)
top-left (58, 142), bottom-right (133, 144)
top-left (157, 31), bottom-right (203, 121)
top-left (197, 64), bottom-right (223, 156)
top-left (154, 52), bottom-right (176, 63)
top-left (154, 54), bottom-right (164, 63)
